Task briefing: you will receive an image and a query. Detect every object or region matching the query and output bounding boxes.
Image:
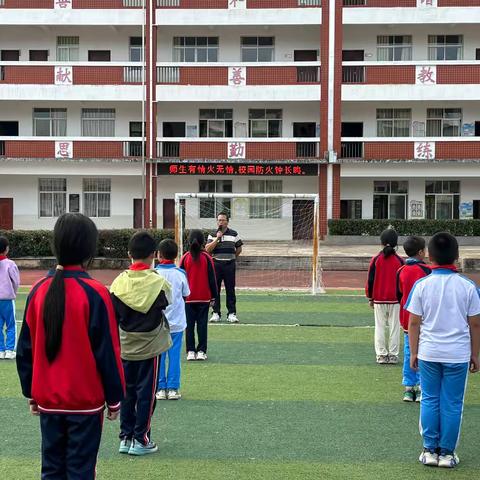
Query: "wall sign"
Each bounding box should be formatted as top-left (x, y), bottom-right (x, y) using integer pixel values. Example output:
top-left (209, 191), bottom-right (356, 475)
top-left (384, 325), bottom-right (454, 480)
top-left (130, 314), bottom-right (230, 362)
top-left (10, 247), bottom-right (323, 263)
top-left (410, 200), bottom-right (424, 218)
top-left (228, 0), bottom-right (246, 9)
top-left (228, 67), bottom-right (246, 86)
top-left (417, 0), bottom-right (437, 7)
top-left (416, 66), bottom-right (436, 85)
top-left (157, 163), bottom-right (319, 176)
top-left (55, 0), bottom-right (72, 8)
top-left (414, 141), bottom-right (435, 161)
top-left (55, 141), bottom-right (73, 159)
top-left (55, 66), bottom-right (73, 85)
top-left (460, 202), bottom-right (473, 219)
top-left (228, 142), bottom-right (246, 160)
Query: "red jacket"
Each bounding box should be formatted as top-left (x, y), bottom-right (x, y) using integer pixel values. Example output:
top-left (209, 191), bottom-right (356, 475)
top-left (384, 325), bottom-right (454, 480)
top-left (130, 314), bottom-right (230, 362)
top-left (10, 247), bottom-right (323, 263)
top-left (180, 251), bottom-right (218, 303)
top-left (396, 260), bottom-right (431, 331)
top-left (16, 267), bottom-right (125, 414)
top-left (366, 252), bottom-right (404, 303)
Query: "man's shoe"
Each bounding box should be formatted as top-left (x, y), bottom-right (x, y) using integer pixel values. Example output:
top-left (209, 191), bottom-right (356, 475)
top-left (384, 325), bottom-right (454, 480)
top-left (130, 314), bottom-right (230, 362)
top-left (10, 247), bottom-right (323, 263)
top-left (403, 389), bottom-right (415, 402)
top-left (156, 389), bottom-right (167, 400)
top-left (415, 387), bottom-right (421, 403)
top-left (168, 389), bottom-right (182, 400)
top-left (5, 350), bottom-right (16, 360)
top-left (227, 313), bottom-right (239, 323)
top-left (128, 440), bottom-right (158, 456)
top-left (119, 438), bottom-right (132, 454)
top-left (419, 449), bottom-right (439, 466)
top-left (209, 313), bottom-right (221, 323)
top-left (196, 351), bottom-right (207, 361)
top-left (0, 351), bottom-right (5, 359)
top-left (376, 355), bottom-right (389, 364)
top-left (438, 453), bottom-right (459, 468)
top-left (388, 355), bottom-right (398, 364)
top-left (186, 351), bottom-right (196, 361)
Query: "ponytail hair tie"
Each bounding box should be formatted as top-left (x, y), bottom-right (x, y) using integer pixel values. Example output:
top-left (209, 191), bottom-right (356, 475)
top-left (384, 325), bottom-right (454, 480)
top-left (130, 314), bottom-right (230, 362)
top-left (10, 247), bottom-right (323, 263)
top-left (56, 265), bottom-right (64, 271)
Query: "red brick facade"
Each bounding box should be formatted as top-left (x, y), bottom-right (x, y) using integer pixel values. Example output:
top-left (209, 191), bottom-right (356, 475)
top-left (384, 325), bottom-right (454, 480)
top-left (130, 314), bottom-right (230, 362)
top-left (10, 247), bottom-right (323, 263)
top-left (0, 66), bottom-right (54, 84)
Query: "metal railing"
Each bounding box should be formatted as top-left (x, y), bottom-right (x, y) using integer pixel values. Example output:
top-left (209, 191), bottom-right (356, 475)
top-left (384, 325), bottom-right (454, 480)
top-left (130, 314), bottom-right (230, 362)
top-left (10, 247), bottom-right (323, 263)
top-left (123, 0), bottom-right (144, 5)
top-left (123, 66), bottom-right (144, 83)
top-left (157, 141), bottom-right (180, 158)
top-left (0, 141), bottom-right (5, 156)
top-left (157, 0), bottom-right (180, 6)
top-left (296, 142), bottom-right (318, 158)
top-left (123, 141), bottom-right (145, 157)
top-left (296, 66), bottom-right (320, 83)
top-left (342, 65), bottom-right (365, 83)
top-left (298, 0), bottom-right (321, 5)
top-left (341, 142), bottom-right (364, 159)
top-left (343, 0), bottom-right (365, 5)
top-left (157, 67), bottom-right (180, 84)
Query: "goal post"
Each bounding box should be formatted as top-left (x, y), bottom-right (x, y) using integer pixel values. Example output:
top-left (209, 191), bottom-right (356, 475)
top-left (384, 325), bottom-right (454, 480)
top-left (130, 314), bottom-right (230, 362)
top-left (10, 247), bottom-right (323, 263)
top-left (174, 193), bottom-right (324, 294)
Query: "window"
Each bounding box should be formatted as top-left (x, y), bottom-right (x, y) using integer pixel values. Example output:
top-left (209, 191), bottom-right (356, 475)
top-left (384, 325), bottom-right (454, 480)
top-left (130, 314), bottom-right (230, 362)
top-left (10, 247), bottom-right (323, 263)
top-left (129, 37), bottom-right (143, 62)
top-left (426, 108), bottom-right (462, 137)
top-left (173, 37), bottom-right (218, 62)
top-left (33, 108), bottom-right (67, 136)
top-left (377, 36), bottom-right (412, 61)
top-left (241, 37), bottom-right (274, 62)
top-left (199, 109), bottom-right (233, 138)
top-left (428, 35), bottom-right (463, 61)
top-left (88, 50), bottom-right (111, 62)
top-left (425, 180), bottom-right (460, 220)
top-left (83, 178), bottom-right (111, 217)
top-left (373, 181), bottom-right (408, 219)
top-left (29, 50), bottom-right (49, 61)
top-left (56, 36), bottom-right (79, 61)
top-left (248, 180), bottom-right (282, 219)
top-left (340, 200), bottom-right (362, 219)
top-left (81, 109), bottom-right (115, 136)
top-left (249, 109), bottom-right (282, 138)
top-left (39, 178), bottom-right (67, 217)
top-left (198, 180), bottom-right (232, 219)
top-left (376, 109), bottom-right (411, 137)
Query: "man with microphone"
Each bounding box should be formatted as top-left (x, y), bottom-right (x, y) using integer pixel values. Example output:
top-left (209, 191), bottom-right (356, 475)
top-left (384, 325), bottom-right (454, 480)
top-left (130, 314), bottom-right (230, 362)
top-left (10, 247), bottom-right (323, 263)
top-left (205, 212), bottom-right (243, 323)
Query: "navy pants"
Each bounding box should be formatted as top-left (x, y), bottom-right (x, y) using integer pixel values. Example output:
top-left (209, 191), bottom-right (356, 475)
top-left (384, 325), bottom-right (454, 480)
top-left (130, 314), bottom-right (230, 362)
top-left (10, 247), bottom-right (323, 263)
top-left (40, 413), bottom-right (103, 480)
top-left (185, 303), bottom-right (209, 353)
top-left (213, 260), bottom-right (237, 316)
top-left (120, 356), bottom-right (159, 445)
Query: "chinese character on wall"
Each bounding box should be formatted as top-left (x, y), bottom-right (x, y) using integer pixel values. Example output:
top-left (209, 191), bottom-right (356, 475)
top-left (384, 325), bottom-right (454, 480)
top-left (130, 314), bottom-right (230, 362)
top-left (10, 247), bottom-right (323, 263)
top-left (414, 142), bottom-right (435, 161)
top-left (54, 0), bottom-right (72, 9)
top-left (228, 67), bottom-right (246, 86)
top-left (55, 66), bottom-right (73, 85)
top-left (417, 0), bottom-right (437, 7)
top-left (416, 66), bottom-right (436, 85)
top-left (228, 0), bottom-right (246, 9)
top-left (55, 141), bottom-right (73, 159)
top-left (228, 142), bottom-right (246, 160)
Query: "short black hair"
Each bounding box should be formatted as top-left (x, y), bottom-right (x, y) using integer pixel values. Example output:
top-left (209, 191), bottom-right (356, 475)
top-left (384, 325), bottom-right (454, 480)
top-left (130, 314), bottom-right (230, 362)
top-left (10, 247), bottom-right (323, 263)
top-left (158, 238), bottom-right (178, 261)
top-left (403, 236), bottom-right (426, 258)
top-left (428, 232), bottom-right (458, 265)
top-left (217, 211), bottom-right (229, 221)
top-left (128, 231), bottom-right (157, 260)
top-left (0, 236), bottom-right (8, 254)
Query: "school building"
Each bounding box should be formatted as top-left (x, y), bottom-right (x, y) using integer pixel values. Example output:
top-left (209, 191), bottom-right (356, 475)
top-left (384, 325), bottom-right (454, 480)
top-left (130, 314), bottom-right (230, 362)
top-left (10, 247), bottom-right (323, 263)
top-left (1, 0), bottom-right (480, 239)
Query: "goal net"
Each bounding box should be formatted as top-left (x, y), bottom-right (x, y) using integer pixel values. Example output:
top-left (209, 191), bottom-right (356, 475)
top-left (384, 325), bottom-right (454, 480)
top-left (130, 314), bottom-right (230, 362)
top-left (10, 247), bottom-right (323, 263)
top-left (174, 193), bottom-right (324, 294)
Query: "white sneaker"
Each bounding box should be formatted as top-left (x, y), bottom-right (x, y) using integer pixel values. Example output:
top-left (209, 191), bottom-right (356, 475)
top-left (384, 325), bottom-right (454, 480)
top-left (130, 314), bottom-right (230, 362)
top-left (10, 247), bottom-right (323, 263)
top-left (5, 350), bottom-right (16, 360)
top-left (419, 449), bottom-right (439, 466)
top-left (209, 313), bottom-right (220, 323)
top-left (227, 313), bottom-right (239, 323)
top-left (0, 352), bottom-right (5, 360)
top-left (438, 453), bottom-right (459, 468)
top-left (155, 389), bottom-right (167, 400)
top-left (186, 351), bottom-right (196, 361)
top-left (196, 351), bottom-right (207, 361)
top-left (167, 389), bottom-right (182, 400)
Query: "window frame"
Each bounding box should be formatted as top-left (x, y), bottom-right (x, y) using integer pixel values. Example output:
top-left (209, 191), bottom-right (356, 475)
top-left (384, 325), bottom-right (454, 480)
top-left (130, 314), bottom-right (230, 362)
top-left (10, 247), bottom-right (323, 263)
top-left (199, 109), bottom-right (233, 138)
top-left (240, 36), bottom-right (275, 62)
top-left (38, 178), bottom-right (67, 218)
top-left (198, 179), bottom-right (232, 219)
top-left (428, 35), bottom-right (464, 61)
top-left (33, 108), bottom-right (67, 137)
top-left (376, 108), bottom-right (411, 137)
top-left (425, 180), bottom-right (460, 220)
top-left (426, 108), bottom-right (462, 137)
top-left (248, 109), bottom-right (283, 138)
top-left (81, 108), bottom-right (115, 137)
top-left (248, 179), bottom-right (283, 219)
top-left (340, 199), bottom-right (362, 219)
top-left (373, 180), bottom-right (408, 220)
top-left (56, 36), bottom-right (79, 62)
top-left (172, 36), bottom-right (219, 63)
top-left (83, 178), bottom-right (112, 218)
top-left (376, 35), bottom-right (413, 61)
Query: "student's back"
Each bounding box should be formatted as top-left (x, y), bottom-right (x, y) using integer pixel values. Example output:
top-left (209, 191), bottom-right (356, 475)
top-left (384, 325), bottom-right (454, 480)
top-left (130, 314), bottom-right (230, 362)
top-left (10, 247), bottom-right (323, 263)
top-left (181, 250), bottom-right (217, 302)
top-left (367, 251), bottom-right (404, 303)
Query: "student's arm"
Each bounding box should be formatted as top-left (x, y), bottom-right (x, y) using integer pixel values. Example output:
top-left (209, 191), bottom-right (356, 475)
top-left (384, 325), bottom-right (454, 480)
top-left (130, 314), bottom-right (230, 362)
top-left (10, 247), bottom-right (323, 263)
top-left (468, 314), bottom-right (480, 373)
top-left (205, 254), bottom-right (218, 300)
top-left (396, 268), bottom-right (403, 304)
top-left (8, 262), bottom-right (20, 294)
top-left (408, 314), bottom-right (422, 371)
top-left (365, 256), bottom-right (377, 307)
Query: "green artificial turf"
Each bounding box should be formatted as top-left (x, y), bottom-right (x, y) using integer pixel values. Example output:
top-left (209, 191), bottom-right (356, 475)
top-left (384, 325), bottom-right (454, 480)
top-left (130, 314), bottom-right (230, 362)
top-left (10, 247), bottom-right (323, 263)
top-left (2, 293), bottom-right (480, 480)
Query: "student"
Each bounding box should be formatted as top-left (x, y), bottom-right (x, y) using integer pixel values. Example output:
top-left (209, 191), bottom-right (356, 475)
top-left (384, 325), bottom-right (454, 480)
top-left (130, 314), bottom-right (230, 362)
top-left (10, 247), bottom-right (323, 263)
top-left (396, 236), bottom-right (431, 402)
top-left (110, 231), bottom-right (172, 456)
top-left (155, 238), bottom-right (190, 400)
top-left (16, 213), bottom-right (125, 480)
top-left (366, 228), bottom-right (404, 364)
top-left (180, 230), bottom-right (218, 361)
top-left (0, 236), bottom-right (20, 360)
top-left (407, 232), bottom-right (480, 468)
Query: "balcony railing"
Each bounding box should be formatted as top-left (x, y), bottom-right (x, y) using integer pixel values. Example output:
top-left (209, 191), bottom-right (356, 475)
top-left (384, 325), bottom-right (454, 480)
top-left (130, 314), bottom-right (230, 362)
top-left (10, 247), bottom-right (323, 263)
top-left (296, 142), bottom-right (318, 158)
top-left (341, 141), bottom-right (363, 159)
top-left (157, 67), bottom-right (180, 84)
top-left (343, 1), bottom-right (480, 6)
top-left (156, 0), bottom-right (320, 7)
top-left (157, 141), bottom-right (181, 158)
top-left (123, 141), bottom-right (146, 157)
top-left (342, 65), bottom-right (365, 83)
top-left (123, 66), bottom-right (144, 83)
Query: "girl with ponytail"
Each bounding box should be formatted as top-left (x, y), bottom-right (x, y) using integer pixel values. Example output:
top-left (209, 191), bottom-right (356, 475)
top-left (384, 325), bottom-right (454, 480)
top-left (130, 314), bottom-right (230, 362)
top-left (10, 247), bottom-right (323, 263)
top-left (180, 230), bottom-right (218, 361)
top-left (365, 228), bottom-right (405, 365)
top-left (16, 213), bottom-right (125, 480)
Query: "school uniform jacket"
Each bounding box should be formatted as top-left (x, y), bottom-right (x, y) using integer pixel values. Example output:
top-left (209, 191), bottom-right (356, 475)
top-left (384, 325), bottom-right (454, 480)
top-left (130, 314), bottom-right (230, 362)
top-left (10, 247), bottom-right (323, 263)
top-left (396, 259), bottom-right (431, 332)
top-left (16, 267), bottom-right (125, 415)
top-left (180, 251), bottom-right (218, 303)
top-left (365, 252), bottom-right (404, 304)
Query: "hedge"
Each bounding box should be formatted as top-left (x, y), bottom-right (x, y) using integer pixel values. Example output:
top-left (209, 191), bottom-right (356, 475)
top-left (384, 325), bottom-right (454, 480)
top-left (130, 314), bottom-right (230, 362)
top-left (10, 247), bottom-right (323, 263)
top-left (328, 219), bottom-right (480, 236)
top-left (0, 229), bottom-right (184, 258)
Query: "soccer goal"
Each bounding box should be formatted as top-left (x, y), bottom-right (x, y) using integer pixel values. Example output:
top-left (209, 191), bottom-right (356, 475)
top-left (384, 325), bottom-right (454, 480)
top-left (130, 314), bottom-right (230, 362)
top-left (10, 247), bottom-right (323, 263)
top-left (174, 193), bottom-right (324, 294)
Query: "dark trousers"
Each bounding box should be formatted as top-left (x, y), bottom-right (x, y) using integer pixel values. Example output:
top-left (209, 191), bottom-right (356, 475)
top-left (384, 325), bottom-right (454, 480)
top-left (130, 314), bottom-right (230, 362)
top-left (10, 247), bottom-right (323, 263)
top-left (185, 302), bottom-right (209, 353)
top-left (120, 356), bottom-right (159, 445)
top-left (40, 413), bottom-right (103, 480)
top-left (213, 260), bottom-right (237, 315)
